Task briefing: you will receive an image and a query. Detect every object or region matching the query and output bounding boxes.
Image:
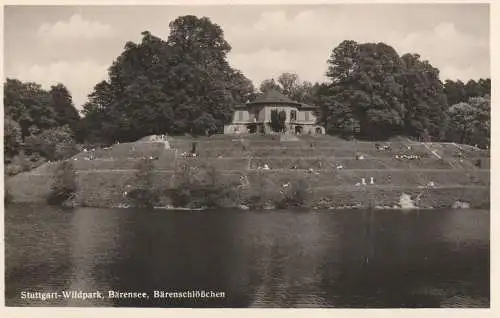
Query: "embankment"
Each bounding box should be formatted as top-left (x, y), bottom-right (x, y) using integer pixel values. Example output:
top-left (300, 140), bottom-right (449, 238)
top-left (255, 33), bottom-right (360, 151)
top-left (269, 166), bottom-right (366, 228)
top-left (5, 135), bottom-right (490, 209)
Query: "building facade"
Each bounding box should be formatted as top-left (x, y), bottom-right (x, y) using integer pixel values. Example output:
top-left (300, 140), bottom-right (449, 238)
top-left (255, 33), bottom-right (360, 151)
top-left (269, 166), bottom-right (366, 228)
top-left (224, 90), bottom-right (325, 135)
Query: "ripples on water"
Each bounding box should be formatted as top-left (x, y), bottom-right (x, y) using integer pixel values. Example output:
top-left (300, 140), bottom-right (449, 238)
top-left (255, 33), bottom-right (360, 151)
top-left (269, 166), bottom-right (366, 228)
top-left (5, 204), bottom-right (489, 308)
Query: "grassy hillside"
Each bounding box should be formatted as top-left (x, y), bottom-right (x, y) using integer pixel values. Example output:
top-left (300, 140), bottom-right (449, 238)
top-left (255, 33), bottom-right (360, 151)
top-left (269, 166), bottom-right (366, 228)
top-left (5, 135), bottom-right (490, 209)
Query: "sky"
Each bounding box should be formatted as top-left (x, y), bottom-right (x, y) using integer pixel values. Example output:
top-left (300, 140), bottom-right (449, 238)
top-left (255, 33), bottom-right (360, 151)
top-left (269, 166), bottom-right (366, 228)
top-left (3, 4), bottom-right (490, 110)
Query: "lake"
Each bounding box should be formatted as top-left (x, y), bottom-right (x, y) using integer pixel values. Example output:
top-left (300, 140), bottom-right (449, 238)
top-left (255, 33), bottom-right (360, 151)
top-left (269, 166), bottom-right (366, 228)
top-left (4, 204), bottom-right (489, 308)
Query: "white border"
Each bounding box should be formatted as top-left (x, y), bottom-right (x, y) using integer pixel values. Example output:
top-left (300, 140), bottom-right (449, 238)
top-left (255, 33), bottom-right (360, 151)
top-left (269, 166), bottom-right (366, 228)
top-left (0, 1), bottom-right (496, 317)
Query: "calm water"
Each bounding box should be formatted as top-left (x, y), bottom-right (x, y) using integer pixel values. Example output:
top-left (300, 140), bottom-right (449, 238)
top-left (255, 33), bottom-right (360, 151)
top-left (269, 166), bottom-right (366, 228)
top-left (5, 204), bottom-right (489, 308)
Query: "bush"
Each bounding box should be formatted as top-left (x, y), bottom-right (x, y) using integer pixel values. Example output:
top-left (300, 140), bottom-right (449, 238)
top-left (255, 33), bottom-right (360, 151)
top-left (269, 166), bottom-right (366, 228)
top-left (25, 125), bottom-right (78, 161)
top-left (127, 159), bottom-right (159, 208)
top-left (276, 178), bottom-right (310, 209)
top-left (47, 160), bottom-right (77, 205)
top-left (169, 165), bottom-right (239, 209)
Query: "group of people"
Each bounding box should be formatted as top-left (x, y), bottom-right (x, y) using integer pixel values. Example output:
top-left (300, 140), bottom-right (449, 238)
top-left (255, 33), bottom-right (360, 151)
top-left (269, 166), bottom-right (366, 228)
top-left (257, 163), bottom-right (270, 170)
top-left (355, 177), bottom-right (375, 186)
top-left (375, 143), bottom-right (391, 151)
top-left (181, 152), bottom-right (198, 158)
top-left (395, 154), bottom-right (421, 160)
top-left (150, 134), bottom-right (168, 141)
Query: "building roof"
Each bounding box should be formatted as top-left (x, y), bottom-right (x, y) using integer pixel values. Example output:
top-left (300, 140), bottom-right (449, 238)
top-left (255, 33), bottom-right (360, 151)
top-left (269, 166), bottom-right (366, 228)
top-left (234, 89), bottom-right (318, 109)
top-left (250, 90), bottom-right (300, 105)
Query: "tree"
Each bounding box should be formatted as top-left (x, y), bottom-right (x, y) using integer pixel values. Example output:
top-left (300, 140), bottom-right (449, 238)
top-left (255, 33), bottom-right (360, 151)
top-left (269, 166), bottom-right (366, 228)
top-left (81, 16), bottom-right (254, 142)
top-left (444, 80), bottom-right (467, 106)
top-left (4, 78), bottom-right (81, 171)
top-left (277, 72), bottom-right (299, 96)
top-left (260, 73), bottom-right (317, 104)
top-left (445, 95), bottom-right (490, 147)
top-left (399, 53), bottom-right (448, 140)
top-left (443, 78), bottom-right (490, 106)
top-left (447, 102), bottom-right (478, 144)
top-left (24, 125), bottom-right (78, 161)
top-left (192, 112), bottom-right (218, 136)
top-left (260, 79), bottom-right (281, 94)
top-left (465, 79), bottom-right (482, 99)
top-left (166, 15), bottom-right (239, 132)
top-left (4, 116), bottom-right (22, 161)
top-left (477, 78), bottom-right (491, 97)
top-left (4, 78), bottom-right (58, 138)
top-left (79, 80), bottom-right (116, 143)
top-left (229, 69), bottom-right (256, 103)
top-left (269, 109), bottom-right (280, 132)
top-left (49, 84), bottom-right (80, 131)
top-left (323, 41), bottom-right (406, 140)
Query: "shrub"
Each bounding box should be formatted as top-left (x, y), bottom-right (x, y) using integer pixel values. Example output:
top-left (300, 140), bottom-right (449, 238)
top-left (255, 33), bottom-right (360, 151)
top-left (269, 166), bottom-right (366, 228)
top-left (127, 159), bottom-right (159, 208)
top-left (25, 125), bottom-right (78, 161)
top-left (170, 164), bottom-right (239, 209)
top-left (244, 170), bottom-right (277, 209)
top-left (170, 164), bottom-right (197, 208)
top-left (276, 178), bottom-right (310, 209)
top-left (47, 160), bottom-right (77, 205)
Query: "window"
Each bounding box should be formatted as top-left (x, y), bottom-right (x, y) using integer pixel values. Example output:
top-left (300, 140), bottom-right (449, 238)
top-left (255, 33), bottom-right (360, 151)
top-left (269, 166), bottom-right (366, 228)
top-left (237, 111), bottom-right (243, 121)
top-left (304, 111), bottom-right (310, 121)
top-left (291, 110), bottom-right (297, 121)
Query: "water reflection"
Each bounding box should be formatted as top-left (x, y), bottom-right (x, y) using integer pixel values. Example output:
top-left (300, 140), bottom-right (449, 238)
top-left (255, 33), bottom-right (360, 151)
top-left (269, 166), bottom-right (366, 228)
top-left (5, 205), bottom-right (489, 308)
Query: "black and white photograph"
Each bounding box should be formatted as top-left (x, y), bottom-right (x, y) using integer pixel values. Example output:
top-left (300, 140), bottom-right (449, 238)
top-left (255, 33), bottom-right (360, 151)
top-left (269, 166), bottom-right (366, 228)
top-left (3, 1), bottom-right (491, 310)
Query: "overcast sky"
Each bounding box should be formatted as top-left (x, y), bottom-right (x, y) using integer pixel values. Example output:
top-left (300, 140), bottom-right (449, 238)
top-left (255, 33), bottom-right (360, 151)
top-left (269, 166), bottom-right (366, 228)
top-left (4, 4), bottom-right (490, 110)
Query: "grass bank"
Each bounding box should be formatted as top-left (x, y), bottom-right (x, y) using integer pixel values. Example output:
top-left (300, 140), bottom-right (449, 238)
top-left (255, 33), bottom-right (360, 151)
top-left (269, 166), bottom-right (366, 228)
top-left (5, 135), bottom-right (490, 210)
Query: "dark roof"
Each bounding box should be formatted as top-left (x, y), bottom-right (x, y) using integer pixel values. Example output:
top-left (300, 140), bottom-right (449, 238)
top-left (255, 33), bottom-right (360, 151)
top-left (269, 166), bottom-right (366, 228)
top-left (234, 89), bottom-right (319, 109)
top-left (250, 90), bottom-right (300, 105)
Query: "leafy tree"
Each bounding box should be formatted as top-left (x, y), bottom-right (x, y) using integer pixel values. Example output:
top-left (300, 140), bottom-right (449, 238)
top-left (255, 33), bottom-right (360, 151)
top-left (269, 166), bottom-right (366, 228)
top-left (79, 80), bottom-right (116, 143)
top-left (24, 125), bottom-right (78, 161)
top-left (192, 112), bottom-right (218, 136)
top-left (443, 78), bottom-right (490, 106)
top-left (444, 80), bottom-right (467, 106)
top-left (49, 83), bottom-right (80, 131)
top-left (4, 78), bottom-right (81, 172)
top-left (229, 69), bottom-right (256, 103)
top-left (260, 79), bottom-right (282, 94)
top-left (447, 102), bottom-right (478, 144)
top-left (399, 53), bottom-right (448, 140)
top-left (277, 72), bottom-right (299, 96)
top-left (260, 73), bottom-right (317, 103)
top-left (81, 16), bottom-right (254, 142)
top-left (477, 78), bottom-right (491, 97)
top-left (4, 116), bottom-right (23, 161)
top-left (4, 78), bottom-right (57, 137)
top-left (465, 79), bottom-right (482, 99)
top-left (323, 41), bottom-right (406, 140)
top-left (446, 95), bottom-right (490, 147)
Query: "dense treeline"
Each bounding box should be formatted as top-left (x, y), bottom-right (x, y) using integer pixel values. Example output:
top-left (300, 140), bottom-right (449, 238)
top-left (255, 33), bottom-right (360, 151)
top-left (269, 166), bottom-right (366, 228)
top-left (4, 15), bottom-right (491, 176)
top-left (80, 16), bottom-right (255, 143)
top-left (314, 40), bottom-right (490, 144)
top-left (4, 79), bottom-right (81, 175)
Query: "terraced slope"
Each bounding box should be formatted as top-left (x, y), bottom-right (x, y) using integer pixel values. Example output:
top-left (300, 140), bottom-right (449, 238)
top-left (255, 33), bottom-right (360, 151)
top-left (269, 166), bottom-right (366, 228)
top-left (6, 135), bottom-right (490, 208)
